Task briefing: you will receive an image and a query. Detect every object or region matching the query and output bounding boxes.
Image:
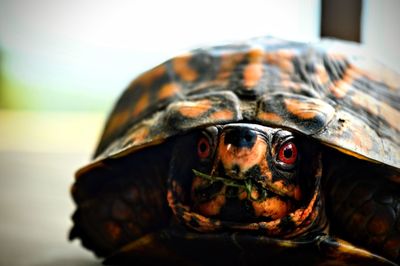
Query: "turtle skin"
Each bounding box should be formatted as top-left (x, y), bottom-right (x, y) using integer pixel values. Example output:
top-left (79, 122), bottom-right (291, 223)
top-left (70, 37), bottom-right (400, 265)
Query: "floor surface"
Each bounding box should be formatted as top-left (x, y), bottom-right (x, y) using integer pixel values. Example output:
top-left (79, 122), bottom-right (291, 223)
top-left (0, 111), bottom-right (105, 266)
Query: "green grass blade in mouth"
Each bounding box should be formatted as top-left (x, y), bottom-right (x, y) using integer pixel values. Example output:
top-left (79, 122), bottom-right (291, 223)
top-left (192, 169), bottom-right (268, 202)
top-left (192, 169), bottom-right (243, 188)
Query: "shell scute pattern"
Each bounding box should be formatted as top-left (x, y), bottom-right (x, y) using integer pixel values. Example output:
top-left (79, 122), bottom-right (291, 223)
top-left (93, 37), bottom-right (400, 170)
top-left (97, 64), bottom-right (182, 155)
top-left (163, 91), bottom-right (242, 130)
top-left (256, 93), bottom-right (335, 135)
top-left (96, 91), bottom-right (243, 162)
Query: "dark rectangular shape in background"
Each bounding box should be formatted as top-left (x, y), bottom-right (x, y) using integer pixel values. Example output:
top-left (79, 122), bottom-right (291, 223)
top-left (321, 0), bottom-right (362, 42)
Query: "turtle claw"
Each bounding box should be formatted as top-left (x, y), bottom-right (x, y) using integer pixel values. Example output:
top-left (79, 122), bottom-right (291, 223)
top-left (317, 235), bottom-right (398, 266)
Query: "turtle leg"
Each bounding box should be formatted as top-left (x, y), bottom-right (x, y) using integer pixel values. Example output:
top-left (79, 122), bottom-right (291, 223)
top-left (317, 235), bottom-right (397, 266)
top-left (106, 231), bottom-right (396, 266)
top-left (103, 231), bottom-right (202, 266)
top-left (325, 157), bottom-right (400, 264)
top-left (70, 174), bottom-right (171, 258)
top-left (70, 145), bottom-right (172, 258)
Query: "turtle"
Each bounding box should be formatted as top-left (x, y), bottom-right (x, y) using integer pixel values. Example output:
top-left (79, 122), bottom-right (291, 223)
top-left (70, 37), bottom-right (400, 266)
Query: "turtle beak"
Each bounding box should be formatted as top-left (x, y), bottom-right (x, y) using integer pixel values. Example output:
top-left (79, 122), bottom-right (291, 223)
top-left (217, 126), bottom-right (266, 180)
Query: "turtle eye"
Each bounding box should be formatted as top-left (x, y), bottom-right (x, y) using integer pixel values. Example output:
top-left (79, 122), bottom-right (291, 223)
top-left (197, 137), bottom-right (211, 159)
top-left (278, 141), bottom-right (298, 165)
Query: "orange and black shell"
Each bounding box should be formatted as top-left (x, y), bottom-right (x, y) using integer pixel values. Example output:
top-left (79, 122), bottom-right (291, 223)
top-left (85, 37), bottom-right (400, 172)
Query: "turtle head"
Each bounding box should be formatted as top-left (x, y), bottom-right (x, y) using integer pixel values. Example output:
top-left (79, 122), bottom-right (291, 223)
top-left (168, 123), bottom-right (324, 237)
top-left (192, 124), bottom-right (302, 220)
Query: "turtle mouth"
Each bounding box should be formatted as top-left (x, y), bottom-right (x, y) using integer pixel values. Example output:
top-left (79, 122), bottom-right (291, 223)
top-left (192, 169), bottom-right (289, 202)
top-left (167, 154), bottom-right (323, 237)
top-left (190, 169), bottom-right (297, 222)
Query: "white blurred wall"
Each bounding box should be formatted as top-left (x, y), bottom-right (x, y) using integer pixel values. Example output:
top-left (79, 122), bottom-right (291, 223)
top-left (0, 0), bottom-right (320, 110)
top-left (362, 0), bottom-right (400, 72)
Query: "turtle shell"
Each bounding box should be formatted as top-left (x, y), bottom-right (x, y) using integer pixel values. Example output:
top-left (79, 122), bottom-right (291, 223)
top-left (81, 37), bottom-right (400, 174)
top-left (72, 37), bottom-right (400, 265)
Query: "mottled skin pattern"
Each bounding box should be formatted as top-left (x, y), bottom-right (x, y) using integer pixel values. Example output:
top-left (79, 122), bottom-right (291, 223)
top-left (70, 37), bottom-right (400, 265)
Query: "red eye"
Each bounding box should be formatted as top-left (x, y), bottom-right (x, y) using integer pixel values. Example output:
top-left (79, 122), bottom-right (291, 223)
top-left (197, 137), bottom-right (211, 159)
top-left (278, 142), bottom-right (298, 164)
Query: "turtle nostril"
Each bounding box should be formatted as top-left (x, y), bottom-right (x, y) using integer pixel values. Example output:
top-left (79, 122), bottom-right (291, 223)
top-left (244, 133), bottom-right (253, 142)
top-left (224, 127), bottom-right (257, 148)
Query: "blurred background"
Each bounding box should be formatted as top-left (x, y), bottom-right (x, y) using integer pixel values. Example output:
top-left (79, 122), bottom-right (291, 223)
top-left (0, 0), bottom-right (399, 265)
top-left (1, 0), bottom-right (398, 114)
